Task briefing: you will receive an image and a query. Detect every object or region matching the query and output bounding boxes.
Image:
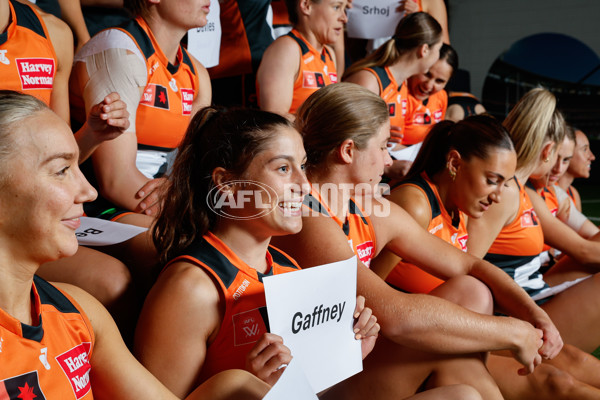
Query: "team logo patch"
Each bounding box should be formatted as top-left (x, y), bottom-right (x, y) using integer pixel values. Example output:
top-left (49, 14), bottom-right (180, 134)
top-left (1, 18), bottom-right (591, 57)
top-left (457, 234), bottom-right (469, 251)
top-left (0, 371), bottom-right (47, 400)
top-left (140, 84), bottom-right (170, 110)
top-left (433, 110), bottom-right (443, 122)
top-left (388, 103), bottom-right (396, 116)
top-left (232, 307), bottom-right (268, 346)
top-left (302, 72), bottom-right (326, 89)
top-left (16, 58), bottom-right (54, 90)
top-left (0, 50), bottom-right (9, 65)
top-left (55, 342), bottom-right (92, 399)
top-left (356, 241), bottom-right (374, 268)
top-left (328, 72), bottom-right (338, 83)
top-left (401, 99), bottom-right (408, 116)
top-left (181, 88), bottom-right (194, 115)
top-left (414, 111), bottom-right (432, 125)
top-left (520, 208), bottom-right (539, 227)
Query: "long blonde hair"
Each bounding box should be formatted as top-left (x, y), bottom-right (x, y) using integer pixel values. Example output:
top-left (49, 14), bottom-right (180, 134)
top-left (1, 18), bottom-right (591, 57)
top-left (343, 12), bottom-right (442, 79)
top-left (503, 88), bottom-right (566, 173)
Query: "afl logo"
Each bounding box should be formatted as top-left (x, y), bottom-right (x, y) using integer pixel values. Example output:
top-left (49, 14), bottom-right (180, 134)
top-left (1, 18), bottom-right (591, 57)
top-left (206, 180), bottom-right (277, 220)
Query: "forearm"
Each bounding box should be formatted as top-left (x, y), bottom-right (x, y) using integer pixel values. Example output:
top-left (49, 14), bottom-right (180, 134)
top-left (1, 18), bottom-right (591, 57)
top-left (93, 163), bottom-right (150, 211)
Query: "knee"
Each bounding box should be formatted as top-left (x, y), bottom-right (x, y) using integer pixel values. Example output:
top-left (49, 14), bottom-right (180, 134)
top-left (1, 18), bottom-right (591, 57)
top-left (447, 384), bottom-right (483, 400)
top-left (535, 364), bottom-right (577, 399)
top-left (434, 275), bottom-right (493, 314)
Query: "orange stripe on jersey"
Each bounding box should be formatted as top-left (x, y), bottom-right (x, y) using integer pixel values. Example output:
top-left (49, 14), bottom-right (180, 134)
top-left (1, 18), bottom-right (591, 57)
top-left (386, 173), bottom-right (467, 293)
top-left (166, 232), bottom-right (300, 383)
top-left (537, 185), bottom-right (559, 252)
top-left (0, 0), bottom-right (57, 105)
top-left (287, 29), bottom-right (337, 114)
top-left (363, 66), bottom-right (407, 143)
top-left (0, 276), bottom-right (94, 400)
top-left (117, 17), bottom-right (200, 149)
top-left (303, 186), bottom-right (377, 268)
top-left (402, 90), bottom-right (448, 145)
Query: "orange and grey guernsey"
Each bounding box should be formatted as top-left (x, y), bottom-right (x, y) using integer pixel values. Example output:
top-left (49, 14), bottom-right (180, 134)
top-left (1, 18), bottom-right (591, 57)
top-left (386, 173), bottom-right (467, 293)
top-left (402, 89), bottom-right (447, 145)
top-left (0, 0), bottom-right (57, 105)
top-left (165, 232), bottom-right (300, 383)
top-left (363, 66), bottom-right (408, 143)
top-left (537, 184), bottom-right (559, 252)
top-left (116, 16), bottom-right (199, 149)
top-left (303, 187), bottom-right (377, 268)
top-left (286, 29), bottom-right (337, 114)
top-left (484, 178), bottom-right (550, 300)
top-left (0, 276), bottom-right (94, 400)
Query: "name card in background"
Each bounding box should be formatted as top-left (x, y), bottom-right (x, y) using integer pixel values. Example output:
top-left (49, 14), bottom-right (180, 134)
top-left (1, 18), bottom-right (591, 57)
top-left (187, 0), bottom-right (221, 68)
top-left (76, 217), bottom-right (147, 246)
top-left (346, 0), bottom-right (405, 39)
top-left (264, 256), bottom-right (360, 393)
top-left (262, 358), bottom-right (318, 400)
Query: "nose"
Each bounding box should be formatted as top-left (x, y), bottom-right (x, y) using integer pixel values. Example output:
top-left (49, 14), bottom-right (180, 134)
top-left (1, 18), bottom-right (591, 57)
top-left (489, 187), bottom-right (503, 204)
top-left (590, 150), bottom-right (596, 161)
top-left (340, 9), bottom-right (348, 23)
top-left (383, 149), bottom-right (393, 167)
top-left (75, 166), bottom-right (98, 203)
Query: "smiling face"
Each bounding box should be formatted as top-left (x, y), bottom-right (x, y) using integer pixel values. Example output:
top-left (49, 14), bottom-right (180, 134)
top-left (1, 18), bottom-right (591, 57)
top-left (229, 126), bottom-right (310, 238)
top-left (449, 148), bottom-right (517, 218)
top-left (548, 136), bottom-right (575, 184)
top-left (307, 0), bottom-right (348, 45)
top-left (350, 121), bottom-right (393, 192)
top-left (408, 56), bottom-right (453, 101)
top-left (568, 130), bottom-right (595, 179)
top-left (0, 110), bottom-right (97, 265)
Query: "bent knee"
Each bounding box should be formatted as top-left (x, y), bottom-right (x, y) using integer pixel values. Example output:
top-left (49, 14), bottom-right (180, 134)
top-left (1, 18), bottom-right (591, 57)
top-left (91, 259), bottom-right (133, 307)
top-left (448, 384), bottom-right (483, 400)
top-left (535, 364), bottom-right (577, 398)
top-left (433, 275), bottom-right (493, 314)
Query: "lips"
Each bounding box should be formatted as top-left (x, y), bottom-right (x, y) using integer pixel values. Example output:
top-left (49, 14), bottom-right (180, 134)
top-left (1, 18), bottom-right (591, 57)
top-left (61, 217), bottom-right (81, 230)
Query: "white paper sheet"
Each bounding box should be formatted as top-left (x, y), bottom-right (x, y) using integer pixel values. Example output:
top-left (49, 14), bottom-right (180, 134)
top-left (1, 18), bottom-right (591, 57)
top-left (346, 0), bottom-right (404, 39)
top-left (388, 142), bottom-right (422, 161)
top-left (262, 358), bottom-right (318, 400)
top-left (264, 256), bottom-right (361, 393)
top-left (187, 0), bottom-right (221, 68)
top-left (75, 217), bottom-right (147, 246)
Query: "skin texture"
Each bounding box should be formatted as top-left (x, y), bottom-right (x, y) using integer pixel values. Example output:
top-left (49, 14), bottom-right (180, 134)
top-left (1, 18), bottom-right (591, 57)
top-left (558, 130), bottom-right (595, 212)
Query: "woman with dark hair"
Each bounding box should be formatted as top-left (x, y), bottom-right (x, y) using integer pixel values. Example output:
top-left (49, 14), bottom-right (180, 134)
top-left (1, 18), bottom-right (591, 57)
top-left (378, 115), bottom-right (600, 400)
top-left (343, 12), bottom-right (442, 145)
top-left (0, 90), bottom-right (269, 400)
top-left (402, 43), bottom-right (458, 146)
top-left (134, 106), bottom-right (380, 397)
top-left (271, 82), bottom-right (562, 399)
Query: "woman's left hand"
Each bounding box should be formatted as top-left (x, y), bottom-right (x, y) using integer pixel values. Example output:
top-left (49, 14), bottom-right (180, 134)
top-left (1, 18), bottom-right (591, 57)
top-left (353, 295), bottom-right (380, 359)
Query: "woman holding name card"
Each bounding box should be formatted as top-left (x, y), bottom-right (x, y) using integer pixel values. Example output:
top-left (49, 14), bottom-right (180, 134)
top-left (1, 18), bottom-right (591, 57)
top-left (0, 90), bottom-right (269, 400)
top-left (271, 83), bottom-right (562, 399)
top-left (134, 107), bottom-right (384, 397)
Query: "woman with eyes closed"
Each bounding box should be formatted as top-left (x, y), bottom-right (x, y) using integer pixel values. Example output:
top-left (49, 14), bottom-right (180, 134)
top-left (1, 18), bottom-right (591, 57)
top-left (374, 115), bottom-right (600, 400)
top-left (270, 82), bottom-right (563, 400)
top-left (134, 106), bottom-right (380, 398)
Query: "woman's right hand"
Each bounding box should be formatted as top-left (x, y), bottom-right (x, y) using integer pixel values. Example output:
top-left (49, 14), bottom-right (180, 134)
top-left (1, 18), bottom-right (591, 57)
top-left (510, 318), bottom-right (544, 375)
top-left (245, 333), bottom-right (293, 386)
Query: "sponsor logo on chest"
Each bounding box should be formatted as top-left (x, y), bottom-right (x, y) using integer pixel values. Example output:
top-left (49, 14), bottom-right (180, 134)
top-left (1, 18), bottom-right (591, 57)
top-left (16, 58), bottom-right (54, 90)
top-left (232, 308), bottom-right (268, 346)
top-left (180, 88), bottom-right (194, 115)
top-left (140, 83), bottom-right (170, 110)
top-left (302, 71), bottom-right (326, 89)
top-left (356, 241), bottom-right (374, 267)
top-left (55, 342), bottom-right (92, 399)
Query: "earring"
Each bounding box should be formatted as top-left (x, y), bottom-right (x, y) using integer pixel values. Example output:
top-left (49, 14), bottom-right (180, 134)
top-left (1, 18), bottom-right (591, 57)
top-left (447, 162), bottom-right (456, 181)
top-left (544, 157), bottom-right (550, 163)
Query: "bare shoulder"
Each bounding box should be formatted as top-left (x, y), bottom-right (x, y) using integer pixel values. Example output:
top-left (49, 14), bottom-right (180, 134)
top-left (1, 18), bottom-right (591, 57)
top-left (387, 184), bottom-right (431, 229)
top-left (343, 69), bottom-right (380, 94)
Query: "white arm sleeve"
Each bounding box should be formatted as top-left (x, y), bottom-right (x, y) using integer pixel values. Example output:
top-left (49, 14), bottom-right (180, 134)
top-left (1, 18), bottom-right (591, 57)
top-left (555, 185), bottom-right (587, 231)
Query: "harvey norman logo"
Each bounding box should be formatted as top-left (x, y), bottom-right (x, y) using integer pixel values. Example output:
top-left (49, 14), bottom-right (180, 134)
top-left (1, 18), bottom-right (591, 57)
top-left (16, 58), bottom-right (55, 90)
top-left (55, 342), bottom-right (92, 399)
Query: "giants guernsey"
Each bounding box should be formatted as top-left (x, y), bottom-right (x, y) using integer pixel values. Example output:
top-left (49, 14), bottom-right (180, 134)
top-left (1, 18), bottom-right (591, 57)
top-left (447, 91), bottom-right (481, 118)
top-left (0, 276), bottom-right (94, 400)
top-left (303, 187), bottom-right (377, 268)
top-left (166, 232), bottom-right (300, 382)
top-left (484, 179), bottom-right (550, 300)
top-left (287, 29), bottom-right (337, 114)
top-left (0, 0), bottom-right (56, 105)
top-left (363, 66), bottom-right (408, 143)
top-left (118, 17), bottom-right (199, 149)
top-left (386, 173), bottom-right (467, 293)
top-left (402, 90), bottom-right (447, 145)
